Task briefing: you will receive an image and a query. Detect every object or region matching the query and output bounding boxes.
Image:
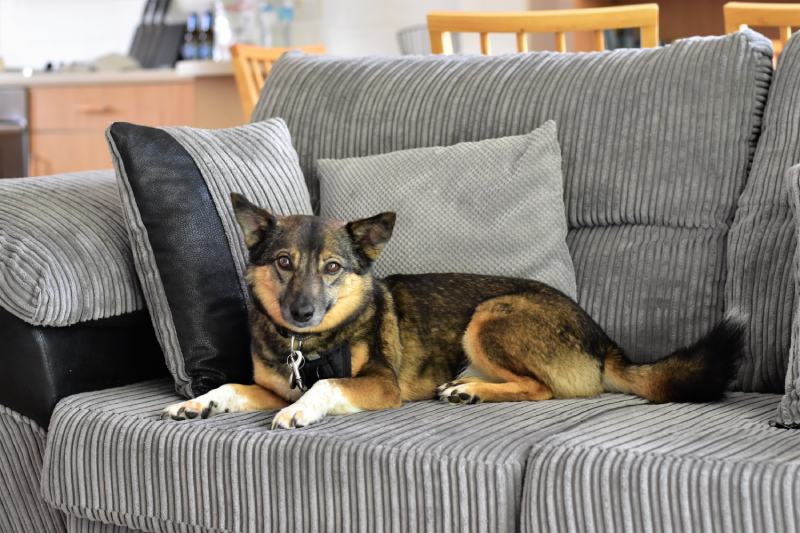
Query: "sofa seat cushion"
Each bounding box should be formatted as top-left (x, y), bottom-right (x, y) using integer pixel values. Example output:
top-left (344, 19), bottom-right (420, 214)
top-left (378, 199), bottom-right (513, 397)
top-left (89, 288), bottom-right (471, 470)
top-left (522, 393), bottom-right (800, 533)
top-left (42, 380), bottom-right (646, 533)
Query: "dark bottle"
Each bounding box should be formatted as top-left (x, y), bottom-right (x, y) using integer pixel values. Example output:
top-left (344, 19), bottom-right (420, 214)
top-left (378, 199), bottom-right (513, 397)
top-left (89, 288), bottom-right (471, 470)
top-left (181, 12), bottom-right (198, 60)
top-left (197, 10), bottom-right (214, 60)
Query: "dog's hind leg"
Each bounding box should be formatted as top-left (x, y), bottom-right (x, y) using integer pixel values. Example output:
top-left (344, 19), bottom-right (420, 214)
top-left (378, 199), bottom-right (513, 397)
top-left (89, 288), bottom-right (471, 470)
top-left (163, 384), bottom-right (288, 420)
top-left (438, 378), bottom-right (552, 404)
top-left (440, 293), bottom-right (602, 404)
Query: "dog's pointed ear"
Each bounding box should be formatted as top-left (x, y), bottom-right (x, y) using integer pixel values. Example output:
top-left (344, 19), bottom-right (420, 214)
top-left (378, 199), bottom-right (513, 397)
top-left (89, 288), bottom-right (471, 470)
top-left (231, 193), bottom-right (275, 248)
top-left (346, 212), bottom-right (396, 262)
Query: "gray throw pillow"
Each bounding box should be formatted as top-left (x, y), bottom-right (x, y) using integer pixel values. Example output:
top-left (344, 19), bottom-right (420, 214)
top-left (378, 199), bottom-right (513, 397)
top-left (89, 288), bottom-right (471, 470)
top-left (773, 163), bottom-right (800, 428)
top-left (108, 118), bottom-right (312, 398)
top-left (318, 120), bottom-right (576, 298)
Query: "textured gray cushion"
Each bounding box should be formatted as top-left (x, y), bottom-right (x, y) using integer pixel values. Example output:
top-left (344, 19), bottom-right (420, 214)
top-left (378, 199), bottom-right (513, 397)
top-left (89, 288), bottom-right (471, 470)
top-left (318, 121), bottom-right (576, 297)
top-left (42, 380), bottom-right (646, 533)
top-left (727, 32), bottom-right (800, 392)
top-left (0, 170), bottom-right (143, 326)
top-left (0, 405), bottom-right (66, 533)
top-left (253, 31), bottom-right (771, 367)
top-left (108, 119), bottom-right (312, 398)
top-left (774, 164), bottom-right (800, 428)
top-left (522, 393), bottom-right (798, 533)
top-left (67, 517), bottom-right (133, 533)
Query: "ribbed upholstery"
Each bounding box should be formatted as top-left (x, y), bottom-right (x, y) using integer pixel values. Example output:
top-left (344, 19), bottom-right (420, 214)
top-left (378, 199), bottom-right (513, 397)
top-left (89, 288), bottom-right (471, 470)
top-left (0, 170), bottom-right (143, 326)
top-left (727, 32), bottom-right (800, 392)
top-left (521, 393), bottom-right (799, 533)
top-left (253, 32), bottom-right (772, 366)
top-left (0, 404), bottom-right (65, 533)
top-left (774, 164), bottom-right (800, 428)
top-left (319, 121), bottom-right (577, 298)
top-left (67, 516), bottom-right (142, 533)
top-left (42, 380), bottom-right (646, 533)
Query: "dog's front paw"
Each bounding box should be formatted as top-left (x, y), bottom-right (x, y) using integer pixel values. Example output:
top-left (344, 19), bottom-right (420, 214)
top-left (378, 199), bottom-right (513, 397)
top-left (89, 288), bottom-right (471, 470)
top-left (162, 398), bottom-right (223, 420)
top-left (437, 382), bottom-right (482, 405)
top-left (161, 385), bottom-right (236, 420)
top-left (271, 403), bottom-right (325, 429)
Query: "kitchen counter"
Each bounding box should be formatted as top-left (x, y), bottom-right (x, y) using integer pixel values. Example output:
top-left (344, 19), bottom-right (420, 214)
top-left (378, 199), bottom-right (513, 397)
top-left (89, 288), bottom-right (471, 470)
top-left (0, 60), bottom-right (234, 87)
top-left (4, 60), bottom-right (242, 177)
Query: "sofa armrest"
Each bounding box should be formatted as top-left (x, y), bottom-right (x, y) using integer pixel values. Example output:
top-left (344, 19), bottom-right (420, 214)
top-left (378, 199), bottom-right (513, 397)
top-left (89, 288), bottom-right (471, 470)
top-left (0, 307), bottom-right (166, 428)
top-left (0, 169), bottom-right (167, 427)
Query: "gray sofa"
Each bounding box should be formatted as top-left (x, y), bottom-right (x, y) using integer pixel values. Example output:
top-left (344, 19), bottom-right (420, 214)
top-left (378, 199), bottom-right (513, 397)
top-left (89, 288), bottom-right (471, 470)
top-left (3, 29), bottom-right (800, 533)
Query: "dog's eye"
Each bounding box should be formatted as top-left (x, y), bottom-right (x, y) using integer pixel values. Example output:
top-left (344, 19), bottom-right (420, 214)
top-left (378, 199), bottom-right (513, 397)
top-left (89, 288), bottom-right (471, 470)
top-left (276, 255), bottom-right (292, 270)
top-left (324, 261), bottom-right (341, 274)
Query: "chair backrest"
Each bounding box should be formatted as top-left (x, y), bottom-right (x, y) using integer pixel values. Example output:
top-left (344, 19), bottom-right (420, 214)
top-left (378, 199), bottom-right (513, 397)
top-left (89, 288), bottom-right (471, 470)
top-left (231, 44), bottom-right (326, 120)
top-left (427, 4), bottom-right (659, 54)
top-left (724, 2), bottom-right (800, 57)
top-left (397, 24), bottom-right (462, 55)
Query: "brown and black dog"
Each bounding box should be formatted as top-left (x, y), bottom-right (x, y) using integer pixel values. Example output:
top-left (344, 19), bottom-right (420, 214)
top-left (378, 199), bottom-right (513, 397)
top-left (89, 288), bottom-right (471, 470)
top-left (164, 193), bottom-right (745, 429)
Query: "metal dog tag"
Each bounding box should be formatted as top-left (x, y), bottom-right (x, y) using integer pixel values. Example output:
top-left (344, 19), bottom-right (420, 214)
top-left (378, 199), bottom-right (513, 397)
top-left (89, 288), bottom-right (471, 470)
top-left (288, 336), bottom-right (306, 391)
top-left (288, 351), bottom-right (305, 391)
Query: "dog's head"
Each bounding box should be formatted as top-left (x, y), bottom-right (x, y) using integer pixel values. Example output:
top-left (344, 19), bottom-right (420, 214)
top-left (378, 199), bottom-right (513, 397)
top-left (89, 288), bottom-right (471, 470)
top-left (231, 193), bottom-right (395, 334)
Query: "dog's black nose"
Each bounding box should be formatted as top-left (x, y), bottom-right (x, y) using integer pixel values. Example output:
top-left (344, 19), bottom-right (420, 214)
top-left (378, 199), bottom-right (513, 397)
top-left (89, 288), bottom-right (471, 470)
top-left (290, 303), bottom-right (315, 323)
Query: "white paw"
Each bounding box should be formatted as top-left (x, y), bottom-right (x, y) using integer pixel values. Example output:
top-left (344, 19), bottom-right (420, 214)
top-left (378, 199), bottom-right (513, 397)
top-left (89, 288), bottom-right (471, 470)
top-left (271, 403), bottom-right (325, 429)
top-left (161, 384), bottom-right (235, 420)
top-left (437, 381), bottom-right (482, 404)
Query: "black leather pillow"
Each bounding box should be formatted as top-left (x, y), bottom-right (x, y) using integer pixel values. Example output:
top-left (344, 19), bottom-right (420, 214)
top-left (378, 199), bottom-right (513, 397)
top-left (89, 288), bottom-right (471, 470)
top-left (107, 119), bottom-right (312, 398)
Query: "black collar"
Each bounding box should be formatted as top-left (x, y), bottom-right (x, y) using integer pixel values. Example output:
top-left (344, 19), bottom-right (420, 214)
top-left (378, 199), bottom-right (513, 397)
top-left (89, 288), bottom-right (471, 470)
top-left (273, 323), bottom-right (316, 341)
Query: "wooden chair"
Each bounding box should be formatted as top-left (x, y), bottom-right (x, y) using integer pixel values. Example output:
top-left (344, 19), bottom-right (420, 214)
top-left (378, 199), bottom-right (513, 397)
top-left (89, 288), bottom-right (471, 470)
top-left (427, 4), bottom-right (659, 55)
top-left (724, 2), bottom-right (800, 58)
top-left (231, 44), bottom-right (326, 120)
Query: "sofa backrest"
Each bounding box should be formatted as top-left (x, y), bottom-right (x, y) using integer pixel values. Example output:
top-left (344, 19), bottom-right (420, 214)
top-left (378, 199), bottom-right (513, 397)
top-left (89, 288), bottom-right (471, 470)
top-left (727, 32), bottom-right (800, 392)
top-left (253, 32), bottom-right (772, 365)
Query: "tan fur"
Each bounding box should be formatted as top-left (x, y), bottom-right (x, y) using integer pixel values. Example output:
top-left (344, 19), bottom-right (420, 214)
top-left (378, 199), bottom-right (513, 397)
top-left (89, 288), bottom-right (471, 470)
top-left (462, 296), bottom-right (603, 399)
top-left (349, 341), bottom-right (370, 376)
top-left (335, 371), bottom-right (402, 411)
top-left (250, 266), bottom-right (292, 330)
top-left (603, 350), bottom-right (700, 403)
top-left (310, 274), bottom-right (370, 333)
top-left (227, 384), bottom-right (289, 409)
top-left (252, 354), bottom-right (301, 402)
top-left (396, 333), bottom-right (441, 401)
top-left (446, 379), bottom-right (553, 402)
top-left (250, 265), bottom-right (370, 335)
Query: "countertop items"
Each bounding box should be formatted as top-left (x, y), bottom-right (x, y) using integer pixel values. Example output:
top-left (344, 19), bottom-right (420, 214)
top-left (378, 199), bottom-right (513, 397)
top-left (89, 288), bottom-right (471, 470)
top-left (0, 61), bottom-right (233, 87)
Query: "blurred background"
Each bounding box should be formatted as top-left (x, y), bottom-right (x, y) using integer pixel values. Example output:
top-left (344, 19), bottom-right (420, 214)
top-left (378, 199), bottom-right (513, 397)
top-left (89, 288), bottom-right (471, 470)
top-left (3, 0), bottom-right (798, 71)
top-left (0, 0), bottom-right (795, 179)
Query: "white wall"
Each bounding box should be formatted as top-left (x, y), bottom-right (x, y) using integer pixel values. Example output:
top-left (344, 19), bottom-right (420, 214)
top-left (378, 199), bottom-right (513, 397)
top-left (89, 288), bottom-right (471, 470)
top-left (0, 0), bottom-right (534, 69)
top-left (0, 0), bottom-right (145, 68)
top-left (320, 0), bottom-right (531, 56)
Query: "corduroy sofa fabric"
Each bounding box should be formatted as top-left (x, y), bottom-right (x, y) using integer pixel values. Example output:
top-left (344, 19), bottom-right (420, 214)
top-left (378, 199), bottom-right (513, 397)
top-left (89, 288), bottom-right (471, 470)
top-left (521, 393), bottom-right (799, 533)
top-left (774, 163), bottom-right (800, 428)
top-left (108, 119), bottom-right (313, 399)
top-left (0, 405), bottom-right (66, 533)
top-left (319, 121), bottom-right (577, 298)
top-left (727, 32), bottom-right (800, 392)
top-left (0, 170), bottom-right (143, 327)
top-left (67, 516), bottom-right (139, 533)
top-left (253, 32), bottom-right (772, 368)
top-left (42, 380), bottom-right (646, 533)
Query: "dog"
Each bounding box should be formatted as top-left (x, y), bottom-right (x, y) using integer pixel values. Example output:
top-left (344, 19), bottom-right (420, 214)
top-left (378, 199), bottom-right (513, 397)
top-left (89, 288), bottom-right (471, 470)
top-left (163, 193), bottom-right (745, 429)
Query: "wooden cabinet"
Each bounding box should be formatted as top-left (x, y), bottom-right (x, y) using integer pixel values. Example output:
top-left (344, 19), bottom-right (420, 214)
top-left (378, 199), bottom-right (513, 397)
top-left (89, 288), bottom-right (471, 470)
top-left (27, 75), bottom-right (241, 176)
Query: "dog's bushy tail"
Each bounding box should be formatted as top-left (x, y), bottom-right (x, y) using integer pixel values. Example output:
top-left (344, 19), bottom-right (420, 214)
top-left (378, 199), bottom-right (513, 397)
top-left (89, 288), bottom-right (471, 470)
top-left (602, 313), bottom-right (746, 403)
